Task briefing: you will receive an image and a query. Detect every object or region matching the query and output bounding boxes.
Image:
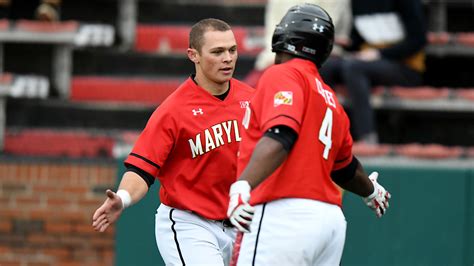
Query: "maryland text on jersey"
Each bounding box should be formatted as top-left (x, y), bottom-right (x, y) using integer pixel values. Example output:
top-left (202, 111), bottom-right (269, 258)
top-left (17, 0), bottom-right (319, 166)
top-left (188, 119), bottom-right (242, 158)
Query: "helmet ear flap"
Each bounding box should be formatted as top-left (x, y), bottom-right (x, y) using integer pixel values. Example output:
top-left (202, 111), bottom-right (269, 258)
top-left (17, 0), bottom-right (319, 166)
top-left (271, 3), bottom-right (335, 67)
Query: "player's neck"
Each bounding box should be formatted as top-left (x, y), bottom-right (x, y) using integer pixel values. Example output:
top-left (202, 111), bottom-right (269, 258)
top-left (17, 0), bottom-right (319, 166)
top-left (275, 52), bottom-right (294, 65)
top-left (193, 74), bottom-right (229, 96)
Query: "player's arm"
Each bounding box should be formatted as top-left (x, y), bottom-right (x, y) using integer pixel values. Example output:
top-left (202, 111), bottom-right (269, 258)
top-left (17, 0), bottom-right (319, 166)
top-left (116, 170), bottom-right (151, 204)
top-left (92, 167), bottom-right (154, 232)
top-left (239, 126), bottom-right (297, 188)
top-left (331, 156), bottom-right (373, 197)
top-left (228, 125), bottom-right (297, 232)
top-left (331, 156), bottom-right (391, 218)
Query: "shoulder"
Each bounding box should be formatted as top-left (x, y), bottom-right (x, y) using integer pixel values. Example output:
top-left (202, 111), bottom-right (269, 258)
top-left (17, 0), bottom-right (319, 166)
top-left (261, 62), bottom-right (303, 83)
top-left (150, 79), bottom-right (191, 118)
top-left (163, 79), bottom-right (193, 105)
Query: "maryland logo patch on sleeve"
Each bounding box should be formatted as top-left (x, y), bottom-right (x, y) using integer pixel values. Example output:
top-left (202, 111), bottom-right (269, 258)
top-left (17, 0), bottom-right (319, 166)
top-left (274, 91), bottom-right (293, 107)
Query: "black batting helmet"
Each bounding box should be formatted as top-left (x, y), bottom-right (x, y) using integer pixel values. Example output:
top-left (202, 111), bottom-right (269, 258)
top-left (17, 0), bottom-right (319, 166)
top-left (271, 3), bottom-right (334, 67)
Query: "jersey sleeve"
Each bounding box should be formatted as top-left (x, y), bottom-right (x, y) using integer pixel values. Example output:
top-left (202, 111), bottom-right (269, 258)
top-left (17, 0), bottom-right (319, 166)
top-left (333, 110), bottom-right (354, 170)
top-left (256, 66), bottom-right (305, 133)
top-left (124, 106), bottom-right (176, 177)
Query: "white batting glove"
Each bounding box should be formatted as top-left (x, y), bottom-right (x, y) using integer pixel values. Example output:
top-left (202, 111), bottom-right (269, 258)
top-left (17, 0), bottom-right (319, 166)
top-left (363, 172), bottom-right (391, 218)
top-left (227, 180), bottom-right (255, 233)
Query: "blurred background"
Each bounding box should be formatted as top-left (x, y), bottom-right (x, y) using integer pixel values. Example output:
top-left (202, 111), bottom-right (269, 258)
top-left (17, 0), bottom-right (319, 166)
top-left (0, 0), bottom-right (473, 265)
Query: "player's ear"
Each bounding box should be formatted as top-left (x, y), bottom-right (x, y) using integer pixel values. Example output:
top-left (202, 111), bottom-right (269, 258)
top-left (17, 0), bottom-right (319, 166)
top-left (187, 48), bottom-right (199, 64)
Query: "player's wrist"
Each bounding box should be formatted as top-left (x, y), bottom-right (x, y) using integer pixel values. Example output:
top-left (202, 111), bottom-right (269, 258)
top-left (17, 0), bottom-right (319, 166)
top-left (364, 185), bottom-right (377, 201)
top-left (230, 180), bottom-right (251, 195)
top-left (116, 189), bottom-right (132, 209)
top-left (364, 172), bottom-right (379, 201)
top-left (229, 180), bottom-right (252, 203)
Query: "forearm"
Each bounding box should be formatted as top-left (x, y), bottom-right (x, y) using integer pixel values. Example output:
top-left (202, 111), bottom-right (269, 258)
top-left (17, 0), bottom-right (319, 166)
top-left (238, 136), bottom-right (288, 189)
top-left (118, 171), bottom-right (149, 204)
top-left (336, 161), bottom-right (374, 197)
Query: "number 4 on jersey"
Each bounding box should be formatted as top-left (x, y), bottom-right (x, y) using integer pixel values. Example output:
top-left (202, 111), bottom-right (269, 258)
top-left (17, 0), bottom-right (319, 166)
top-left (319, 107), bottom-right (332, 160)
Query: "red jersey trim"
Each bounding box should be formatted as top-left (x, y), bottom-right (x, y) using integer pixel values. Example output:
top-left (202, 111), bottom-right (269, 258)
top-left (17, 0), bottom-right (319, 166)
top-left (124, 153), bottom-right (160, 177)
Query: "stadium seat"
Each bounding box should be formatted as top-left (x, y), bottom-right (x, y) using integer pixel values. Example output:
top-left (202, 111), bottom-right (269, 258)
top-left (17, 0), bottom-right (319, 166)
top-left (135, 24), bottom-right (264, 55)
top-left (134, 27), bottom-right (474, 57)
top-left (466, 147), bottom-right (474, 158)
top-left (352, 142), bottom-right (392, 157)
top-left (135, 25), bottom-right (189, 54)
top-left (15, 19), bottom-right (79, 32)
top-left (394, 143), bottom-right (464, 159)
top-left (0, 19), bottom-right (10, 30)
top-left (71, 76), bottom-right (183, 104)
top-left (388, 86), bottom-right (451, 100)
top-left (427, 31), bottom-right (451, 45)
top-left (4, 129), bottom-right (114, 158)
top-left (456, 88), bottom-right (474, 101)
top-left (455, 32), bottom-right (474, 47)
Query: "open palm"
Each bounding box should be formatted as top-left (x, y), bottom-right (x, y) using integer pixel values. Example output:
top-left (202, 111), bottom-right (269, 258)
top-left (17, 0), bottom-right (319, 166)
top-left (92, 189), bottom-right (124, 232)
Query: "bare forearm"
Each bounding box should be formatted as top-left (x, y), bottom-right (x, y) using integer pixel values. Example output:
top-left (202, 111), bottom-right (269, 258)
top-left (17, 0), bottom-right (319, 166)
top-left (239, 136), bottom-right (288, 189)
top-left (118, 171), bottom-right (149, 204)
top-left (336, 162), bottom-right (374, 197)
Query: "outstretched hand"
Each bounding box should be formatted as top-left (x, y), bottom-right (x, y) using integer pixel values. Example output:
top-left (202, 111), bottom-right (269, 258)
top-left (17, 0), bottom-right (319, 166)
top-left (92, 189), bottom-right (124, 232)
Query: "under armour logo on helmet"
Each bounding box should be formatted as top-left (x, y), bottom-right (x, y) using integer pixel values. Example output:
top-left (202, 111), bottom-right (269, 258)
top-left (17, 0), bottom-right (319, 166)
top-left (192, 108), bottom-right (204, 116)
top-left (312, 23), bottom-right (324, 32)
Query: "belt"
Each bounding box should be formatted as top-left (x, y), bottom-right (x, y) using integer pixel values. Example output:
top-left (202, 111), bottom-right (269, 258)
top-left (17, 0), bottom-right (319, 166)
top-left (216, 219), bottom-right (234, 228)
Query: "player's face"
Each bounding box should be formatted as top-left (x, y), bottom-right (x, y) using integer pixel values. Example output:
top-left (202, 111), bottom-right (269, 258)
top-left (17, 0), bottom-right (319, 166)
top-left (196, 30), bottom-right (238, 84)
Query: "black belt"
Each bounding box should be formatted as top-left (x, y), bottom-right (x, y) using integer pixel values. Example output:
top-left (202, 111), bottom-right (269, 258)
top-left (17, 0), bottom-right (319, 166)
top-left (217, 219), bottom-right (234, 228)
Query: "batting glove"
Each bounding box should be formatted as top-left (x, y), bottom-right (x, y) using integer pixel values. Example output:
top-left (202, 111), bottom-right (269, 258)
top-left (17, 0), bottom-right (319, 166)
top-left (363, 172), bottom-right (391, 218)
top-left (227, 180), bottom-right (255, 233)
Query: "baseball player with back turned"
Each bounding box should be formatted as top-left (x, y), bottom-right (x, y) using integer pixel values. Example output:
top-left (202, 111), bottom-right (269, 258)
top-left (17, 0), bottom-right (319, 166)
top-left (227, 4), bottom-right (391, 265)
top-left (92, 18), bottom-right (254, 265)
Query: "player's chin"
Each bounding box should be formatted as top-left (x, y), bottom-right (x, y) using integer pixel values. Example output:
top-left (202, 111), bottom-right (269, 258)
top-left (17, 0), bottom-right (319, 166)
top-left (216, 72), bottom-right (234, 82)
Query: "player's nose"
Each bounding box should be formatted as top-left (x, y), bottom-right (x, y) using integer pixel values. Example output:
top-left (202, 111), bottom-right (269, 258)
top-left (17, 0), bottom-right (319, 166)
top-left (223, 51), bottom-right (233, 62)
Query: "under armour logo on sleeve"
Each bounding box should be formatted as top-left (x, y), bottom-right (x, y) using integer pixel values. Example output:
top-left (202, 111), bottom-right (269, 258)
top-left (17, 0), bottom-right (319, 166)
top-left (192, 108), bottom-right (204, 116)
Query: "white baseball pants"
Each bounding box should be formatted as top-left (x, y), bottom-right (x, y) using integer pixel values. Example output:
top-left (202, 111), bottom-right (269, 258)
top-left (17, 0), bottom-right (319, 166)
top-left (155, 203), bottom-right (236, 266)
top-left (233, 198), bottom-right (347, 266)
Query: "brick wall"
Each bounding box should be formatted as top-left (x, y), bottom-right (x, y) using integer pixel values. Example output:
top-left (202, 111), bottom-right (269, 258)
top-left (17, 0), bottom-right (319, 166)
top-left (0, 158), bottom-right (118, 266)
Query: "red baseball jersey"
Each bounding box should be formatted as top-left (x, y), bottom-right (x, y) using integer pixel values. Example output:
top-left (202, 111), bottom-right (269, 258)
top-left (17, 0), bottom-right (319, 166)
top-left (125, 77), bottom-right (254, 220)
top-left (238, 58), bottom-right (353, 207)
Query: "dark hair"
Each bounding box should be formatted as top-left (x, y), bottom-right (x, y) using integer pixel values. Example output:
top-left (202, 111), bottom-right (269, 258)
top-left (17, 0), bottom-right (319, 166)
top-left (189, 18), bottom-right (231, 52)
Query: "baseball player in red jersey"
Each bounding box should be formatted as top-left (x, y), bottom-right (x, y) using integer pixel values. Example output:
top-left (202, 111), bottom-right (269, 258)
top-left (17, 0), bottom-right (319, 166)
top-left (92, 18), bottom-right (254, 265)
top-left (226, 4), bottom-right (391, 265)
